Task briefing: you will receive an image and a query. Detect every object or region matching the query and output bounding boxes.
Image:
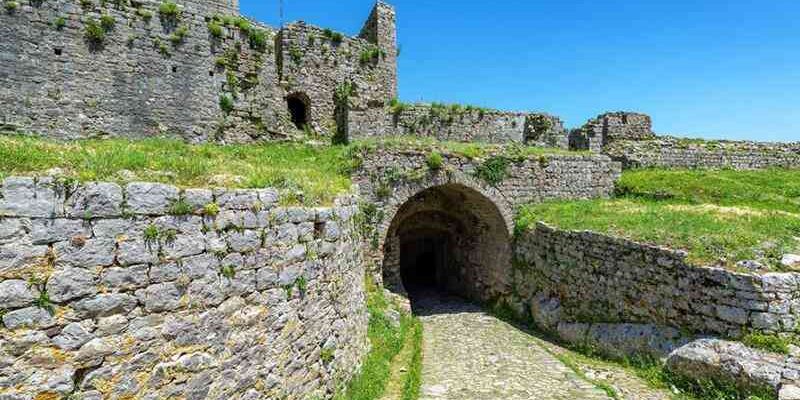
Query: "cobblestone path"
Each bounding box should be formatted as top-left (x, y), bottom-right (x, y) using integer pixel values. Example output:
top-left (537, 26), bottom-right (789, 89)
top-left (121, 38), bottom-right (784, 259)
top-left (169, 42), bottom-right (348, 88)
top-left (412, 292), bottom-right (612, 400)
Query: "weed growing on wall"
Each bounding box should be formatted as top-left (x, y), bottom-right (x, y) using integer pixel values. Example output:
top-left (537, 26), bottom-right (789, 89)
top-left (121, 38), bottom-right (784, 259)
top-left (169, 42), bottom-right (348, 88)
top-left (389, 98), bottom-right (408, 117)
top-left (248, 29), bottom-right (268, 52)
top-left (203, 202), bottom-right (220, 217)
top-left (208, 20), bottom-right (223, 38)
top-left (219, 95), bottom-right (234, 114)
top-left (84, 18), bottom-right (106, 46)
top-left (99, 14), bottom-right (116, 31)
top-left (473, 156), bottom-right (511, 186)
top-left (426, 152), bottom-right (443, 170)
top-left (136, 8), bottom-right (153, 22)
top-left (323, 28), bottom-right (344, 43)
top-left (220, 264), bottom-right (236, 279)
top-left (360, 46), bottom-right (385, 66)
top-left (4, 0), bottom-right (18, 13)
top-left (54, 16), bottom-right (66, 30)
top-left (168, 198), bottom-right (192, 216)
top-left (289, 46), bottom-right (303, 65)
top-left (158, 1), bottom-right (180, 19)
top-left (170, 25), bottom-right (189, 45)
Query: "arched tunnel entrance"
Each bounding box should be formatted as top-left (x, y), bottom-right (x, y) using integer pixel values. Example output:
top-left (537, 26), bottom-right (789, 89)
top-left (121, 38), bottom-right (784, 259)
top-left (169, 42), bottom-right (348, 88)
top-left (382, 184), bottom-right (512, 304)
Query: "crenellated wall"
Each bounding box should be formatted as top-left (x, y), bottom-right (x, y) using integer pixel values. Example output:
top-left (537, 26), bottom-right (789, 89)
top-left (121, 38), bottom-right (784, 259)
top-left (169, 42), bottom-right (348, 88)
top-left (0, 177), bottom-right (368, 400)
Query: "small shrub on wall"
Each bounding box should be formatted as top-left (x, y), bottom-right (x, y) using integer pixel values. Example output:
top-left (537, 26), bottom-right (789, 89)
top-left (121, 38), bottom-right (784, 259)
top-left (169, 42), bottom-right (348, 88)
top-left (84, 18), bottom-right (106, 46)
top-left (4, 1), bottom-right (18, 13)
top-left (474, 156), bottom-right (511, 186)
top-left (426, 152), bottom-right (443, 170)
top-left (219, 95), bottom-right (234, 114)
top-left (249, 29), bottom-right (268, 52)
top-left (99, 14), bottom-right (116, 31)
top-left (158, 1), bottom-right (180, 18)
top-left (54, 16), bottom-right (67, 30)
top-left (208, 20), bottom-right (223, 38)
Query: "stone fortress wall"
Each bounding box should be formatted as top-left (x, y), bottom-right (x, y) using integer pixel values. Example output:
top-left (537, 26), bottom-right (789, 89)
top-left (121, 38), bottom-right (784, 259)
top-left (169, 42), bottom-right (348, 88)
top-left (570, 111), bottom-right (800, 170)
top-left (345, 104), bottom-right (569, 147)
top-left (0, 0), bottom-right (397, 142)
top-left (0, 177), bottom-right (368, 400)
top-left (352, 147), bottom-right (622, 210)
top-left (2, 0), bottom-right (798, 164)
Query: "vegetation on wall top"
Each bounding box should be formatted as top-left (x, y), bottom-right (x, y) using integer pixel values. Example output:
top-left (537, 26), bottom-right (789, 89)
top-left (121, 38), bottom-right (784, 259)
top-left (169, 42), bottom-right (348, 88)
top-left (517, 168), bottom-right (800, 270)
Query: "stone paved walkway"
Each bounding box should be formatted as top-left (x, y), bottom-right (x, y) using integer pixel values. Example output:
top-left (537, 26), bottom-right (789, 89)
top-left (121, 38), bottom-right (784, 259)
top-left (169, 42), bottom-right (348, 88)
top-left (412, 292), bottom-right (612, 400)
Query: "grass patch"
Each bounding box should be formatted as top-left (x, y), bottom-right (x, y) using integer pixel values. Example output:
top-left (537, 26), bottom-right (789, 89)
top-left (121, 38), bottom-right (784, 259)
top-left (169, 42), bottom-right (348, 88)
top-left (351, 135), bottom-right (580, 161)
top-left (741, 332), bottom-right (798, 355)
top-left (517, 169), bottom-right (800, 269)
top-left (618, 169), bottom-right (800, 214)
top-left (400, 319), bottom-right (423, 400)
top-left (335, 277), bottom-right (420, 400)
top-left (0, 135), bottom-right (352, 206)
top-left (0, 135), bottom-right (583, 207)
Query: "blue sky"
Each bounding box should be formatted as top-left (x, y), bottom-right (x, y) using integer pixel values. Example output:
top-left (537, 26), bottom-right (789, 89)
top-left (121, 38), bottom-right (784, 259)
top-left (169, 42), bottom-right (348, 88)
top-left (241, 0), bottom-right (799, 141)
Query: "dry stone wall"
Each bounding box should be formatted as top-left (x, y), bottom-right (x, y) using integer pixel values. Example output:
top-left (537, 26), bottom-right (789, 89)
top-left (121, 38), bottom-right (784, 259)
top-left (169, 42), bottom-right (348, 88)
top-left (513, 223), bottom-right (800, 339)
top-left (0, 0), bottom-right (397, 142)
top-left (0, 177), bottom-right (368, 400)
top-left (570, 112), bottom-right (800, 170)
top-left (353, 147), bottom-right (620, 210)
top-left (605, 137), bottom-right (800, 170)
top-left (346, 105), bottom-right (568, 147)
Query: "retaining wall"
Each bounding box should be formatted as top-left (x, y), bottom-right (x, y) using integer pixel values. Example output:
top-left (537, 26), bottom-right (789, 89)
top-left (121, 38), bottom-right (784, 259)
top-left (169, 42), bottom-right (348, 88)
top-left (0, 177), bottom-right (368, 400)
top-left (605, 137), bottom-right (800, 170)
top-left (513, 223), bottom-right (800, 339)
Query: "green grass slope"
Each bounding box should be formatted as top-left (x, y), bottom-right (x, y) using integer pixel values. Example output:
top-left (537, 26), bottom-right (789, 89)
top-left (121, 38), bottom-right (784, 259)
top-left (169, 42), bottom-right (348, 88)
top-left (517, 169), bottom-right (800, 270)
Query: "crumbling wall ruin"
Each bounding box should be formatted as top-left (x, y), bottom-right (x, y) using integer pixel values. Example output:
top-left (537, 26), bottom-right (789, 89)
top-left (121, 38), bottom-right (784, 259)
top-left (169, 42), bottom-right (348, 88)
top-left (0, 0), bottom-right (397, 142)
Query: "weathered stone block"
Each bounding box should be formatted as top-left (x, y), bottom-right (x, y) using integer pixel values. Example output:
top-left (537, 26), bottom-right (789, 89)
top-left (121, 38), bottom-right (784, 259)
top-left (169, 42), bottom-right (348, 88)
top-left (183, 189), bottom-right (214, 212)
top-left (0, 177), bottom-right (63, 217)
top-left (66, 182), bottom-right (124, 218)
top-left (215, 189), bottom-right (260, 211)
top-left (226, 230), bottom-right (261, 253)
top-left (117, 239), bottom-right (159, 266)
top-left (125, 183), bottom-right (179, 215)
top-left (72, 293), bottom-right (138, 318)
top-left (54, 238), bottom-right (116, 268)
top-left (101, 265), bottom-right (149, 291)
top-left (47, 267), bottom-right (98, 303)
top-left (136, 282), bottom-right (183, 313)
top-left (2, 306), bottom-right (55, 330)
top-left (0, 279), bottom-right (37, 309)
top-left (53, 322), bottom-right (95, 350)
top-left (30, 219), bottom-right (90, 245)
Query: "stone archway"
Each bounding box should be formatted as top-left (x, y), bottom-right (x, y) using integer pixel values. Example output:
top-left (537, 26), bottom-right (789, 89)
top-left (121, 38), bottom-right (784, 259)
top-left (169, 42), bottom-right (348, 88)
top-left (380, 179), bottom-right (513, 304)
